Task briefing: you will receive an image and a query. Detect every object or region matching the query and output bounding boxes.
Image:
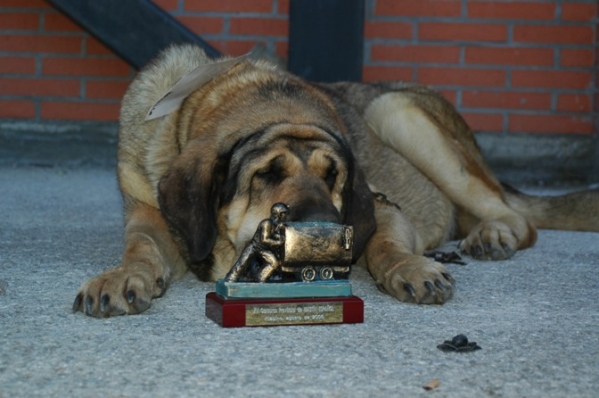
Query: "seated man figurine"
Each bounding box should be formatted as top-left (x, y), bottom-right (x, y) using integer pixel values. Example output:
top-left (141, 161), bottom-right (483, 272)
top-left (224, 203), bottom-right (290, 283)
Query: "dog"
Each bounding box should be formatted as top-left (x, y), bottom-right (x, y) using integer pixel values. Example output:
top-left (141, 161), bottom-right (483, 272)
top-left (73, 44), bottom-right (599, 317)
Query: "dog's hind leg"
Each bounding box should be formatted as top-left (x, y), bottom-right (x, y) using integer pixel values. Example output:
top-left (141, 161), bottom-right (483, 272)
top-left (363, 91), bottom-right (537, 260)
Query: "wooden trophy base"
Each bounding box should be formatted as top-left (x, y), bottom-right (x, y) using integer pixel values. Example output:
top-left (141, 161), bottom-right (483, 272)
top-left (205, 292), bottom-right (364, 328)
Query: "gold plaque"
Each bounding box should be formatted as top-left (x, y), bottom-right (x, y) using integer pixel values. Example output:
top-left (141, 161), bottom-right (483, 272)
top-left (246, 302), bottom-right (343, 326)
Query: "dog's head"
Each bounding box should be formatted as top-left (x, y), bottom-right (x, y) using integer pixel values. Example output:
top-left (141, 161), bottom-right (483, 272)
top-left (157, 68), bottom-right (375, 276)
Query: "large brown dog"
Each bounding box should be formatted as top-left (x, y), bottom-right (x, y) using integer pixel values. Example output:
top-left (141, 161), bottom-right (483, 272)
top-left (73, 45), bottom-right (599, 317)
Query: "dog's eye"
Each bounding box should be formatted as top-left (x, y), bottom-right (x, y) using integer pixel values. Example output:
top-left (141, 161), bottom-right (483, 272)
top-left (324, 165), bottom-right (338, 190)
top-left (254, 165), bottom-right (283, 185)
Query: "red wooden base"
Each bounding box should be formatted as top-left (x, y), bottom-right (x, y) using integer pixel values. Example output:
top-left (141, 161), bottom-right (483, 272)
top-left (206, 292), bottom-right (364, 327)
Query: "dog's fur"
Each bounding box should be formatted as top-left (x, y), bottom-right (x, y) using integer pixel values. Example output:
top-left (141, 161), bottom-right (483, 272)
top-left (73, 45), bottom-right (599, 317)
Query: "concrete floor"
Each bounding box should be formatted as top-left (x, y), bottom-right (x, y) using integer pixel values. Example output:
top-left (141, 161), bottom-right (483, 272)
top-left (1, 164), bottom-right (598, 397)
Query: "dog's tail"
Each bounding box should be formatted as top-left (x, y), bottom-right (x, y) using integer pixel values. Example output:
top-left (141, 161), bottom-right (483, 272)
top-left (503, 184), bottom-right (599, 231)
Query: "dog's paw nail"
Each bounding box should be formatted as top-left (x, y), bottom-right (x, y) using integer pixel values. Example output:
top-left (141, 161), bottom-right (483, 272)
top-left (126, 290), bottom-right (136, 304)
top-left (434, 279), bottom-right (446, 291)
top-left (100, 294), bottom-right (110, 313)
top-left (85, 296), bottom-right (94, 315)
top-left (483, 242), bottom-right (491, 253)
top-left (375, 282), bottom-right (387, 294)
top-left (403, 283), bottom-right (416, 298)
top-left (424, 281), bottom-right (436, 296)
top-left (155, 277), bottom-right (167, 298)
top-left (473, 245), bottom-right (483, 257)
top-left (72, 293), bottom-right (83, 312)
top-left (442, 272), bottom-right (453, 282)
top-left (156, 277), bottom-right (165, 289)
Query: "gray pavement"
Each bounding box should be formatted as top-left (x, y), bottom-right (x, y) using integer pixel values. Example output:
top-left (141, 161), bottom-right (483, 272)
top-left (1, 164), bottom-right (598, 398)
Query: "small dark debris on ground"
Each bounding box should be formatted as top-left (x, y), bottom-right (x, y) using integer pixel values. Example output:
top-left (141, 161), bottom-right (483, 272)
top-left (438, 334), bottom-right (481, 352)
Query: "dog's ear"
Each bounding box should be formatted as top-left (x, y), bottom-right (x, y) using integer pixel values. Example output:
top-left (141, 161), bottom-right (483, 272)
top-left (342, 161), bottom-right (376, 262)
top-left (158, 141), bottom-right (225, 264)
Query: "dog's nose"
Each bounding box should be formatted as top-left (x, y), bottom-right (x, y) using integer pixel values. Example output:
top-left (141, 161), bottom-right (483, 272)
top-left (288, 199), bottom-right (340, 223)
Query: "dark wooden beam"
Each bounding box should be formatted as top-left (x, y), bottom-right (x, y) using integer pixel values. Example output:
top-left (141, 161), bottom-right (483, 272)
top-left (46, 0), bottom-right (221, 69)
top-left (288, 0), bottom-right (365, 82)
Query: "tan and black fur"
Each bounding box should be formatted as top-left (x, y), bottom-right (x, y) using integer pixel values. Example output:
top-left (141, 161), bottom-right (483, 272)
top-left (73, 45), bottom-right (599, 317)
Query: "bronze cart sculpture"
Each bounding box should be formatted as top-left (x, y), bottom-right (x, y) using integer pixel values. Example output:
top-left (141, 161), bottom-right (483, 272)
top-left (224, 203), bottom-right (354, 283)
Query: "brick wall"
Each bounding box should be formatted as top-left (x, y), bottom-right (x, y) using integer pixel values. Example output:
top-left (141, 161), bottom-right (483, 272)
top-left (0, 0), bottom-right (596, 138)
top-left (365, 0), bottom-right (597, 136)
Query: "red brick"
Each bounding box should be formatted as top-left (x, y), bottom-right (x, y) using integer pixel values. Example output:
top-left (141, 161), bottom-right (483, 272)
top-left (512, 70), bottom-right (592, 89)
top-left (0, 0), bottom-right (47, 7)
top-left (462, 112), bottom-right (504, 132)
top-left (0, 56), bottom-right (36, 74)
top-left (44, 12), bottom-right (80, 32)
top-left (417, 67), bottom-right (506, 87)
top-left (560, 49), bottom-right (594, 68)
top-left (209, 40), bottom-right (264, 57)
top-left (557, 94), bottom-right (591, 112)
top-left (363, 66), bottom-right (413, 83)
top-left (177, 16), bottom-right (224, 35)
top-left (0, 35), bottom-right (81, 53)
top-left (375, 0), bottom-right (461, 17)
top-left (0, 77), bottom-right (80, 97)
top-left (230, 18), bottom-right (288, 36)
top-left (438, 90), bottom-right (457, 106)
top-left (43, 57), bottom-right (131, 77)
top-left (462, 90), bottom-right (551, 110)
top-left (419, 22), bottom-right (507, 42)
top-left (0, 99), bottom-right (35, 118)
top-left (86, 80), bottom-right (130, 100)
top-left (509, 114), bottom-right (593, 134)
top-left (277, 0), bottom-right (290, 14)
top-left (365, 21), bottom-right (412, 39)
top-left (86, 37), bottom-right (113, 55)
top-left (467, 1), bottom-right (555, 20)
top-left (228, 41), bottom-right (266, 56)
top-left (0, 12), bottom-right (39, 30)
top-left (184, 0), bottom-right (273, 13)
top-left (514, 25), bottom-right (593, 44)
top-left (41, 101), bottom-right (120, 121)
top-left (275, 41), bottom-right (288, 59)
top-left (371, 44), bottom-right (460, 64)
top-left (465, 47), bottom-right (553, 66)
top-left (152, 0), bottom-right (179, 11)
top-left (208, 40), bottom-right (224, 54)
top-left (561, 2), bottom-right (597, 21)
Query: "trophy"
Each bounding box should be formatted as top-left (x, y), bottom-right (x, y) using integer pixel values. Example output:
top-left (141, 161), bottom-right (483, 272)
top-left (205, 203), bottom-right (364, 327)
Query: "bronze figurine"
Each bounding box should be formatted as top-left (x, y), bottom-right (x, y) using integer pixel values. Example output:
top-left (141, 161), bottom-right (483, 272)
top-left (224, 203), bottom-right (353, 283)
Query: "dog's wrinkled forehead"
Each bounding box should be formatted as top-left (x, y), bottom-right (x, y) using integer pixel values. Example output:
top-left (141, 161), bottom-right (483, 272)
top-left (227, 123), bottom-right (347, 163)
top-left (258, 123), bottom-right (343, 144)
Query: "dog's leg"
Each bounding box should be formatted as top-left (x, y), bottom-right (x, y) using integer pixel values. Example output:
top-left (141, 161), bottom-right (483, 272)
top-left (362, 198), bottom-right (454, 304)
top-left (364, 92), bottom-right (537, 260)
top-left (73, 202), bottom-right (186, 317)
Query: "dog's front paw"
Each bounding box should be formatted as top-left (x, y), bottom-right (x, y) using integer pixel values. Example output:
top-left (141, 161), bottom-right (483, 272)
top-left (377, 255), bottom-right (454, 304)
top-left (459, 220), bottom-right (518, 260)
top-left (73, 265), bottom-right (167, 318)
